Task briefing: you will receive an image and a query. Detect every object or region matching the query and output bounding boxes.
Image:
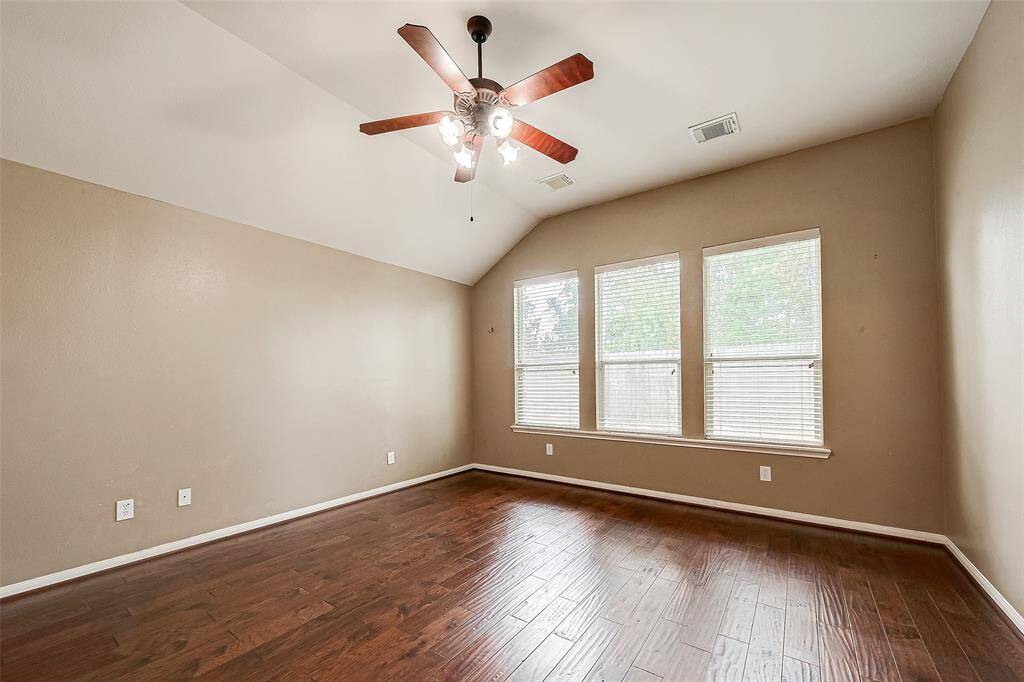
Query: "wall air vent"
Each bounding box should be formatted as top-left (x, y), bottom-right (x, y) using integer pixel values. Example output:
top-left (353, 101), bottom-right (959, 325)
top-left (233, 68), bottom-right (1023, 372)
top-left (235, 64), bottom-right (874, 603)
top-left (689, 112), bottom-right (740, 143)
top-left (537, 173), bottom-right (574, 191)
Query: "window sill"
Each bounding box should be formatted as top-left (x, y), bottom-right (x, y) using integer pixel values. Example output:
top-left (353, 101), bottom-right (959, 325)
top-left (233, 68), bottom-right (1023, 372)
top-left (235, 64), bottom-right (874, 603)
top-left (509, 425), bottom-right (831, 459)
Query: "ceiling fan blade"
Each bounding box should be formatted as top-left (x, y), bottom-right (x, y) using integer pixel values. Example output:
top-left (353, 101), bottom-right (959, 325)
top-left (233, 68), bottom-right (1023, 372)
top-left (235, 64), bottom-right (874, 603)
top-left (398, 24), bottom-right (474, 94)
top-left (455, 135), bottom-right (484, 183)
top-left (510, 120), bottom-right (578, 164)
top-left (359, 111), bottom-right (449, 135)
top-left (501, 53), bottom-right (594, 107)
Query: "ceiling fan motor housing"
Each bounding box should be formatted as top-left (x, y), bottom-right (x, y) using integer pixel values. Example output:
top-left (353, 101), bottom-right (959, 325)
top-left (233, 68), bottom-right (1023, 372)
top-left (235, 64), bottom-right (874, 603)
top-left (454, 80), bottom-right (509, 137)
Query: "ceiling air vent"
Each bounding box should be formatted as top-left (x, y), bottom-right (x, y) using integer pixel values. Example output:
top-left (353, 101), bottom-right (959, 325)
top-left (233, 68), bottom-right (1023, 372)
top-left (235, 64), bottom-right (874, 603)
top-left (537, 173), bottom-right (574, 191)
top-left (689, 112), bottom-right (740, 143)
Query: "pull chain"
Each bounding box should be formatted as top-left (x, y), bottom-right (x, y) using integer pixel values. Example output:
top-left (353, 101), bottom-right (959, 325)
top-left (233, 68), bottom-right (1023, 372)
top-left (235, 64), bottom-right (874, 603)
top-left (469, 182), bottom-right (474, 222)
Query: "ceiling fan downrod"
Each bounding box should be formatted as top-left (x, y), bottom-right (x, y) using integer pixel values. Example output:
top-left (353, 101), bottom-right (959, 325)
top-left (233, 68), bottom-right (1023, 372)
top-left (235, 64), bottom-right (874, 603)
top-left (467, 15), bottom-right (492, 79)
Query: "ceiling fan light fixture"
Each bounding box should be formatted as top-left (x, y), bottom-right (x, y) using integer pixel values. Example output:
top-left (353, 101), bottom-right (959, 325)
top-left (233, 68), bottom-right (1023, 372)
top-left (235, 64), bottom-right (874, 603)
top-left (488, 107), bottom-right (514, 138)
top-left (497, 139), bottom-right (519, 166)
top-left (438, 114), bottom-right (465, 147)
top-left (454, 143), bottom-right (475, 169)
top-left (359, 19), bottom-right (593, 182)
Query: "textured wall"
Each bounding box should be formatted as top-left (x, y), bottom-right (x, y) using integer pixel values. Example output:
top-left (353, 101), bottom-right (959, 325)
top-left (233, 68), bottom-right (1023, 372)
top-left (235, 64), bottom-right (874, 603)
top-left (473, 120), bottom-right (945, 532)
top-left (1, 160), bottom-right (473, 585)
top-left (934, 0), bottom-right (1024, 616)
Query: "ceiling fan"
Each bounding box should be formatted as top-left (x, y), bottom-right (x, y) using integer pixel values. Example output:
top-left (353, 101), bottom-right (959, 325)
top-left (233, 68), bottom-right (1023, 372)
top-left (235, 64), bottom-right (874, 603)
top-left (359, 15), bottom-right (594, 183)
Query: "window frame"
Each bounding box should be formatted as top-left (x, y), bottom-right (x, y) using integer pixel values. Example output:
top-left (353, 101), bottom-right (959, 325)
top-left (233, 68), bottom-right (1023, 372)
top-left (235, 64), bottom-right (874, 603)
top-left (701, 227), bottom-right (824, 447)
top-left (512, 270), bottom-right (581, 430)
top-left (594, 252), bottom-right (682, 437)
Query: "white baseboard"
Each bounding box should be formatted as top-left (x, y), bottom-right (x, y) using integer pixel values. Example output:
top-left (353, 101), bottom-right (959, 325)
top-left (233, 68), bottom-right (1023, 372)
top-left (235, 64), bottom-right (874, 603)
top-left (473, 463), bottom-right (1023, 637)
top-left (943, 537), bottom-right (1024, 635)
top-left (3, 461), bottom-right (1020, 639)
top-left (473, 463), bottom-right (946, 543)
top-left (0, 464), bottom-right (473, 599)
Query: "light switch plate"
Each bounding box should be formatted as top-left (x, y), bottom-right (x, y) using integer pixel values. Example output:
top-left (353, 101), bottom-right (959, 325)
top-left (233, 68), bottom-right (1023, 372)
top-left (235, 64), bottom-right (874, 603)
top-left (387, 451), bottom-right (396, 465)
top-left (759, 466), bottom-right (772, 482)
top-left (116, 498), bottom-right (134, 521)
top-left (178, 488), bottom-right (192, 507)
top-left (545, 443), bottom-right (554, 456)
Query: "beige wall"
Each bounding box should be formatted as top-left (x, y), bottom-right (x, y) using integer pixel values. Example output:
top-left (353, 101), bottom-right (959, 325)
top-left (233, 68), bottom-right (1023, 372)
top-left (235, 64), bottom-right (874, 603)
top-left (473, 119), bottom-right (945, 532)
top-left (0, 160), bottom-right (473, 586)
top-left (934, 1), bottom-right (1023, 616)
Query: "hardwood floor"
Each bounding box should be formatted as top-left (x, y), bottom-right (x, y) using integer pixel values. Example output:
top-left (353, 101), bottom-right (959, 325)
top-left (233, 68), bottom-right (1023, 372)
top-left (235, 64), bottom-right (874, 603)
top-left (2, 471), bottom-right (1022, 681)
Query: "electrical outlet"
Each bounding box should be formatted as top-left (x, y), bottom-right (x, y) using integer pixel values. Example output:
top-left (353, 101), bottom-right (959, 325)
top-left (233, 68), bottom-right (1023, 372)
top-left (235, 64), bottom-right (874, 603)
top-left (545, 443), bottom-right (554, 456)
top-left (116, 498), bottom-right (134, 521)
top-left (387, 451), bottom-right (396, 465)
top-left (759, 466), bottom-right (772, 482)
top-left (178, 488), bottom-right (192, 507)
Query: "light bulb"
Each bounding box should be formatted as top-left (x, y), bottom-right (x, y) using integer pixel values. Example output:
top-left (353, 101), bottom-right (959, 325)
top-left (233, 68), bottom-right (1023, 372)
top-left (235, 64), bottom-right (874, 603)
top-left (437, 114), bottom-right (464, 147)
top-left (488, 107), bottom-right (514, 138)
top-left (497, 139), bottom-right (519, 166)
top-left (453, 144), bottom-right (474, 169)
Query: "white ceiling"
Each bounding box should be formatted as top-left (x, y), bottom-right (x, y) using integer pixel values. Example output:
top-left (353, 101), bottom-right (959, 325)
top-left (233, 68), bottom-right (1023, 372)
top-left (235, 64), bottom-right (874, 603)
top-left (2, 1), bottom-right (986, 284)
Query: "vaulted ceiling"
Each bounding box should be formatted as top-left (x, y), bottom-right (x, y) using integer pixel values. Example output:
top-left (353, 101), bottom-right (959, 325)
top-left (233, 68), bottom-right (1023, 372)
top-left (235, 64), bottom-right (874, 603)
top-left (1, 1), bottom-right (987, 284)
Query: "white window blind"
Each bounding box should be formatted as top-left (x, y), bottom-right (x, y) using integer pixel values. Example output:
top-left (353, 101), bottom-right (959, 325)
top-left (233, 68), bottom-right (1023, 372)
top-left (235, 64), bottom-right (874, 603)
top-left (596, 254), bottom-right (681, 435)
top-left (703, 229), bottom-right (823, 446)
top-left (514, 272), bottom-right (580, 428)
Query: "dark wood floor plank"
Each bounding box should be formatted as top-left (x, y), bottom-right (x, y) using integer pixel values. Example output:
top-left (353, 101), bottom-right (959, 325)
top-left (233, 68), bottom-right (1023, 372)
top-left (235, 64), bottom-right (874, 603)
top-left (784, 577), bottom-right (819, 666)
top-left (585, 578), bottom-right (676, 681)
top-left (864, 567), bottom-right (941, 681)
top-left (617, 535), bottom-right (659, 572)
top-left (508, 633), bottom-right (574, 681)
top-left (841, 566), bottom-right (899, 682)
top-left (625, 666), bottom-right (663, 681)
top-left (361, 606), bottom-right (477, 681)
top-left (705, 635), bottom-right (748, 681)
top-left (659, 536), bottom-right (703, 583)
top-left (818, 622), bottom-right (860, 682)
top-left (198, 599), bottom-right (334, 677)
top-left (893, 575), bottom-right (981, 681)
top-left (557, 566), bottom-right (634, 640)
top-left (1, 471), bottom-right (1020, 682)
top-left (435, 614), bottom-right (527, 680)
top-left (466, 596), bottom-right (576, 682)
top-left (634, 618), bottom-right (684, 676)
top-left (781, 656), bottom-right (821, 682)
top-left (661, 641), bottom-right (711, 680)
top-left (683, 569), bottom-right (738, 652)
top-left (604, 555), bottom-right (669, 624)
top-left (546, 617), bottom-right (621, 681)
top-left (758, 535), bottom-right (791, 610)
top-left (663, 576), bottom-right (705, 625)
top-left (635, 618), bottom-right (711, 679)
top-left (932, 553), bottom-right (1024, 677)
top-left (816, 572), bottom-right (851, 630)
top-left (742, 603), bottom-right (785, 681)
top-left (512, 550), bottom-right (606, 622)
top-left (720, 576), bottom-right (760, 643)
top-left (433, 576), bottom-right (546, 659)
top-left (937, 608), bottom-right (1022, 681)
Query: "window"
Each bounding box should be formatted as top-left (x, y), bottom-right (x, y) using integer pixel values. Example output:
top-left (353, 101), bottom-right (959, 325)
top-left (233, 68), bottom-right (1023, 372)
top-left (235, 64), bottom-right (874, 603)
top-left (703, 228), bottom-right (823, 446)
top-left (596, 254), bottom-right (681, 435)
top-left (514, 272), bottom-right (579, 428)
